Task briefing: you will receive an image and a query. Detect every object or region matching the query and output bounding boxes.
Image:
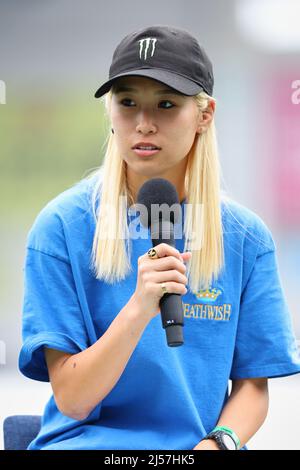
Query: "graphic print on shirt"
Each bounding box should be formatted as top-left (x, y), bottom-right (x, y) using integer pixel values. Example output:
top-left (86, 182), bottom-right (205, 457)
top-left (183, 286), bottom-right (232, 321)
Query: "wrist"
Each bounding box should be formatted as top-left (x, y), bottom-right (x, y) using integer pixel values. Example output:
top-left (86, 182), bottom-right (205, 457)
top-left (125, 294), bottom-right (151, 328)
top-left (203, 426), bottom-right (241, 451)
top-left (194, 439), bottom-right (220, 451)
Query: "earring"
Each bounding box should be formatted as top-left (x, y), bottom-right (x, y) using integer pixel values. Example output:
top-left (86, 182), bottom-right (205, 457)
top-left (111, 128), bottom-right (114, 134)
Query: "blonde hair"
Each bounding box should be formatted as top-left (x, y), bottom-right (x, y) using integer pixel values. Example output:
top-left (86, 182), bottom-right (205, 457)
top-left (87, 87), bottom-right (226, 293)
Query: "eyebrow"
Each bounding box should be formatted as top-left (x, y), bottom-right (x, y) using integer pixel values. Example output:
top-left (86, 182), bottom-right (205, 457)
top-left (113, 86), bottom-right (184, 96)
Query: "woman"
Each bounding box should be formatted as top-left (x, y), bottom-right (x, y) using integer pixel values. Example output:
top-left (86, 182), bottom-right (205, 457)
top-left (19, 25), bottom-right (300, 450)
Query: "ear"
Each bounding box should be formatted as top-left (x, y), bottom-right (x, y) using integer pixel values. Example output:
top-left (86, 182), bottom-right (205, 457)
top-left (196, 99), bottom-right (216, 134)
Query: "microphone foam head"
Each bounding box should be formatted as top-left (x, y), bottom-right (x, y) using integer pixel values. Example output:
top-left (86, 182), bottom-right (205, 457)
top-left (136, 178), bottom-right (181, 228)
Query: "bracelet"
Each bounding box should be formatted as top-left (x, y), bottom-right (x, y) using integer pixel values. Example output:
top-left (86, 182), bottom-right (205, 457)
top-left (212, 425), bottom-right (241, 450)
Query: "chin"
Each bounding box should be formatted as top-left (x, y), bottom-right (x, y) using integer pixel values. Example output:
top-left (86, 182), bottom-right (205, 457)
top-left (126, 158), bottom-right (160, 171)
top-left (135, 167), bottom-right (163, 178)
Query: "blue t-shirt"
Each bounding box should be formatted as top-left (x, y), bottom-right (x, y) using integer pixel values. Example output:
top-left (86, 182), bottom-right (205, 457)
top-left (19, 174), bottom-right (300, 450)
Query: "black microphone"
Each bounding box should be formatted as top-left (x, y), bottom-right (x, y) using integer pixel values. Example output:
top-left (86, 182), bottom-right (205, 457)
top-left (137, 178), bottom-right (184, 347)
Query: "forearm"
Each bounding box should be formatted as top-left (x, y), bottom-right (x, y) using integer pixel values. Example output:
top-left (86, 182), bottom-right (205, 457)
top-left (217, 378), bottom-right (269, 448)
top-left (56, 295), bottom-right (149, 420)
top-left (194, 378), bottom-right (269, 450)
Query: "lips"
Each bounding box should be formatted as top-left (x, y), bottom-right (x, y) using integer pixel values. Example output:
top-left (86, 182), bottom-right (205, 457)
top-left (132, 142), bottom-right (161, 150)
top-left (133, 147), bottom-right (161, 157)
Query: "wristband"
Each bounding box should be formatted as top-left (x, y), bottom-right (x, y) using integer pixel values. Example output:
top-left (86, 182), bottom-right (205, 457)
top-left (211, 425), bottom-right (241, 450)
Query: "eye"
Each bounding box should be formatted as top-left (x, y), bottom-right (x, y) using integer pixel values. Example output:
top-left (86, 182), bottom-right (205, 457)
top-left (159, 100), bottom-right (175, 109)
top-left (119, 98), bottom-right (175, 109)
top-left (120, 98), bottom-right (135, 107)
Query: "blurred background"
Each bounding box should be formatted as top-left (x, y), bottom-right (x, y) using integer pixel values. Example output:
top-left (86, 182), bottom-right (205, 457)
top-left (0, 0), bottom-right (299, 450)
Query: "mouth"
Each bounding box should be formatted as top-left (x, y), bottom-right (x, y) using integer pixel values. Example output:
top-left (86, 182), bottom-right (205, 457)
top-left (132, 147), bottom-right (161, 157)
top-left (132, 143), bottom-right (161, 157)
top-left (132, 143), bottom-right (161, 149)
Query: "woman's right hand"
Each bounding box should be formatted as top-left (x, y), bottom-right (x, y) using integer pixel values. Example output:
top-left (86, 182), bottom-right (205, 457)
top-left (132, 243), bottom-right (192, 321)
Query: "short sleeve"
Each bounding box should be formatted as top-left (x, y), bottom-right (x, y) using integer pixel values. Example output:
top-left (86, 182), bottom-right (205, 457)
top-left (230, 242), bottom-right (300, 380)
top-left (19, 247), bottom-right (90, 382)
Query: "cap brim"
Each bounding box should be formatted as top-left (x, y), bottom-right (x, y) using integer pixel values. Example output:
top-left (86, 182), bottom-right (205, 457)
top-left (94, 69), bottom-right (203, 98)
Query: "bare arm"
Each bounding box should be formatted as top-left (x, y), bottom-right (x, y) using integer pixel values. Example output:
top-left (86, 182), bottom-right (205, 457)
top-left (45, 295), bottom-right (149, 421)
top-left (45, 243), bottom-right (190, 422)
top-left (193, 377), bottom-right (269, 450)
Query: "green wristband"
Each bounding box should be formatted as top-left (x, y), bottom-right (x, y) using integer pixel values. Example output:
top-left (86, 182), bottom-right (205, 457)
top-left (212, 426), bottom-right (241, 450)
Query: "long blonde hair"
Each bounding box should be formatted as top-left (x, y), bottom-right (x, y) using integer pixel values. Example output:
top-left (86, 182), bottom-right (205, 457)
top-left (87, 88), bottom-right (226, 292)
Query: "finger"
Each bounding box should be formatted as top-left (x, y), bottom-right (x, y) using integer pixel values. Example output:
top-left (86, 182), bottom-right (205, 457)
top-left (151, 270), bottom-right (188, 285)
top-left (150, 256), bottom-right (187, 274)
top-left (180, 251), bottom-right (192, 262)
top-left (157, 281), bottom-right (188, 296)
top-left (145, 243), bottom-right (183, 262)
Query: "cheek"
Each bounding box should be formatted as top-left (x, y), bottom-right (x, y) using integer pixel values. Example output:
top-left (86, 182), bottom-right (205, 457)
top-left (111, 113), bottom-right (131, 145)
top-left (175, 124), bottom-right (198, 158)
top-left (111, 109), bottom-right (125, 130)
top-left (174, 117), bottom-right (198, 147)
top-left (110, 101), bottom-right (128, 129)
top-left (175, 106), bottom-right (198, 133)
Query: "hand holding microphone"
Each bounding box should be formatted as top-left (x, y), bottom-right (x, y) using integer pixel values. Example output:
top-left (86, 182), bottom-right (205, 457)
top-left (132, 177), bottom-right (191, 347)
top-left (132, 243), bottom-right (191, 323)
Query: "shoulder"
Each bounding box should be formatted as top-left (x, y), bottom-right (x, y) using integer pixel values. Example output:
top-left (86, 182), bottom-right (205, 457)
top-left (221, 195), bottom-right (275, 256)
top-left (26, 172), bottom-right (101, 259)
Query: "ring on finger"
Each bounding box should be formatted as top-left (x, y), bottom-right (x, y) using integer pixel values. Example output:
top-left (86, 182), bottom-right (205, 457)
top-left (161, 282), bottom-right (168, 295)
top-left (147, 248), bottom-right (159, 259)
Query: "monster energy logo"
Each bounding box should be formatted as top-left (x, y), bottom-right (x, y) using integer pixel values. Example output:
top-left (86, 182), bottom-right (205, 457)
top-left (138, 37), bottom-right (157, 60)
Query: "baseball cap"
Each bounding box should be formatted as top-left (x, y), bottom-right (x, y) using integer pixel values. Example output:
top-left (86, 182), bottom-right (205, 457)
top-left (94, 24), bottom-right (214, 98)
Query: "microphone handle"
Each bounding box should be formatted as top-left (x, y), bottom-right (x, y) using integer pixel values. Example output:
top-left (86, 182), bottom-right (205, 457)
top-left (151, 220), bottom-right (184, 347)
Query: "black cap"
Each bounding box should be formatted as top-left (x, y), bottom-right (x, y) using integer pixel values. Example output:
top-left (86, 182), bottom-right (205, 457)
top-left (94, 24), bottom-right (214, 98)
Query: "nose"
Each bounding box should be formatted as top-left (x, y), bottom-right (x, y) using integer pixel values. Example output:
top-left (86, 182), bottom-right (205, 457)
top-left (135, 109), bottom-right (157, 134)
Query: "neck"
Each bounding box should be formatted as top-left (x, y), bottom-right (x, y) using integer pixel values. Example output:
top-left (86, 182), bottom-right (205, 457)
top-left (126, 161), bottom-right (188, 206)
top-left (127, 177), bottom-right (187, 206)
